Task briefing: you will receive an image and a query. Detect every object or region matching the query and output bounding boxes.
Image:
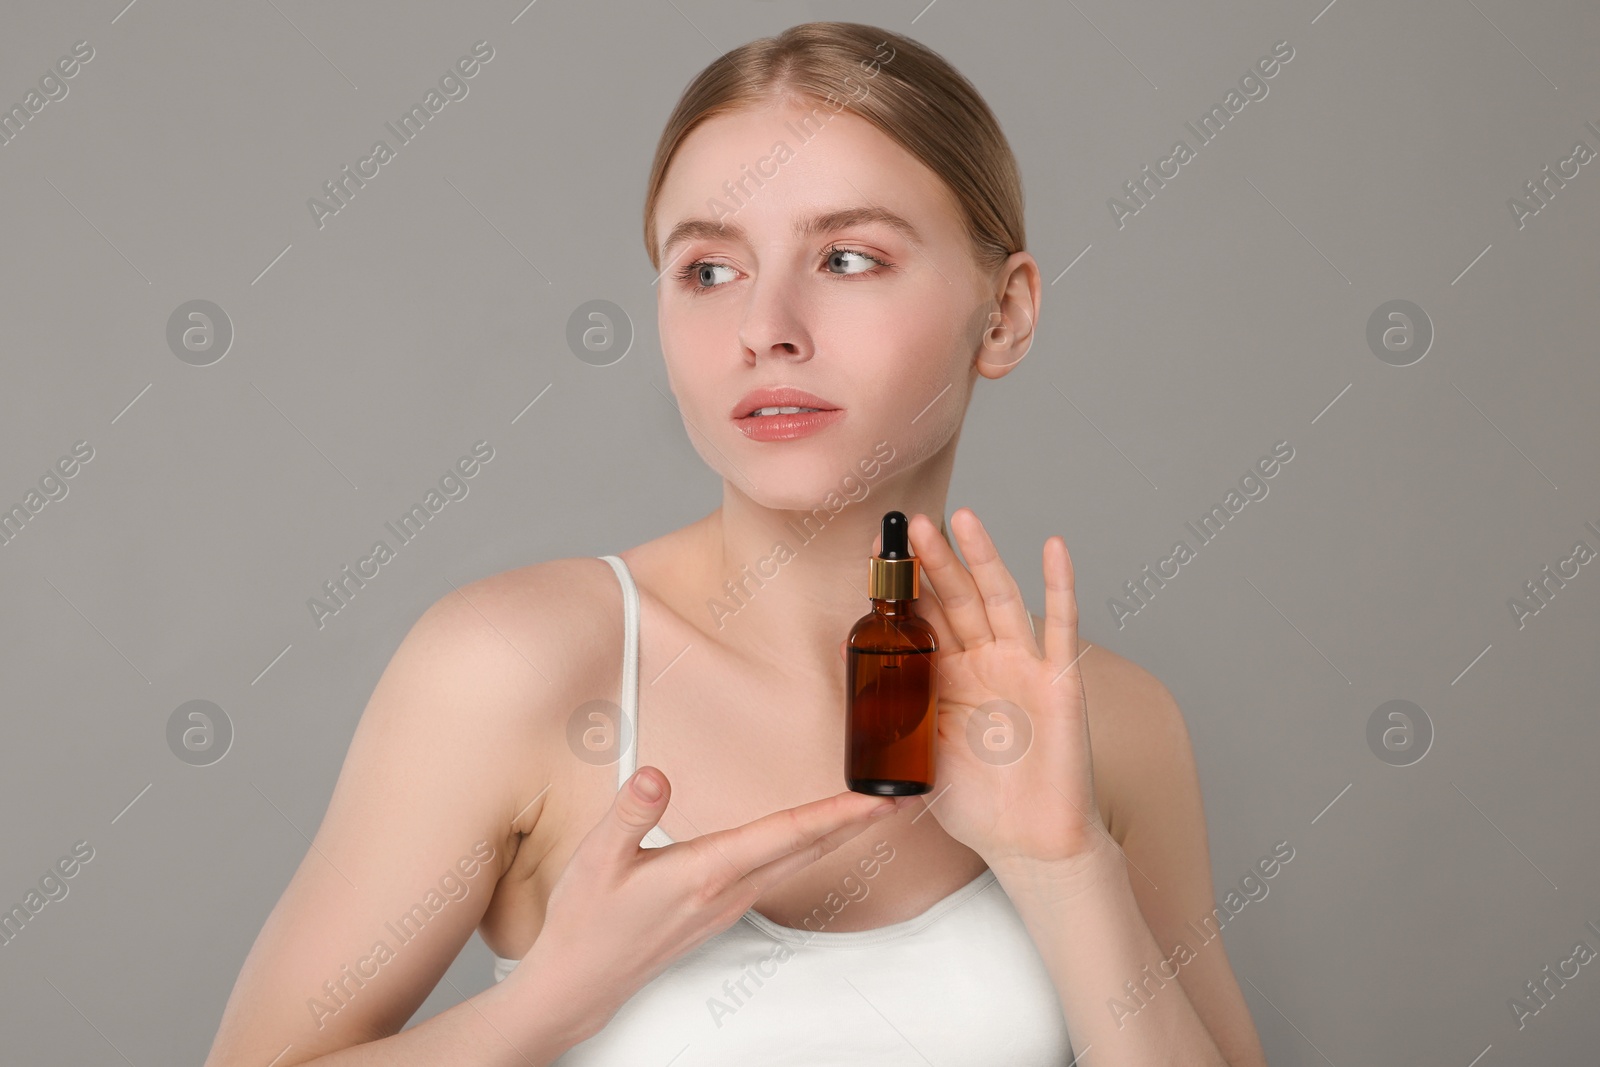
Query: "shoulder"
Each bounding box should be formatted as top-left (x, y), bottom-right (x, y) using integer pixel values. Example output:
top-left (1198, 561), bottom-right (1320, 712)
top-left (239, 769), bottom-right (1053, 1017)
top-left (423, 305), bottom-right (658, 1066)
top-left (422, 555), bottom-right (627, 644)
top-left (1027, 612), bottom-right (1194, 847)
top-left (402, 556), bottom-right (623, 689)
top-left (382, 556), bottom-right (631, 828)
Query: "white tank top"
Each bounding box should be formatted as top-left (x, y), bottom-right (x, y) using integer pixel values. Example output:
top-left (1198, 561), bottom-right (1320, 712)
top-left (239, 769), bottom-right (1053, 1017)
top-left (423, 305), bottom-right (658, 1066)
top-left (489, 554), bottom-right (1074, 1063)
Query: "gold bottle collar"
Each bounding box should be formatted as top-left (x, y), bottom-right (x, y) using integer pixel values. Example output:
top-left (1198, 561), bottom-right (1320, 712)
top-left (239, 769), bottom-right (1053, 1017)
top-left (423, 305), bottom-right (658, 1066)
top-left (868, 556), bottom-right (919, 600)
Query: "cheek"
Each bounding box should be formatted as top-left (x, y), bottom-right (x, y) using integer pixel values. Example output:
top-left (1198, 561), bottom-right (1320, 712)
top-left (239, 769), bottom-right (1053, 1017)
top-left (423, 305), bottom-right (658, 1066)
top-left (858, 336), bottom-right (975, 465)
top-left (658, 314), bottom-right (720, 398)
top-left (870, 300), bottom-right (978, 403)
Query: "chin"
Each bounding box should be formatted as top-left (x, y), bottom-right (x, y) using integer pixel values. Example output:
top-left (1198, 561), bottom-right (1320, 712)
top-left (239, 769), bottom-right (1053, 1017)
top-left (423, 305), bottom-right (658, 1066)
top-left (727, 432), bottom-right (899, 516)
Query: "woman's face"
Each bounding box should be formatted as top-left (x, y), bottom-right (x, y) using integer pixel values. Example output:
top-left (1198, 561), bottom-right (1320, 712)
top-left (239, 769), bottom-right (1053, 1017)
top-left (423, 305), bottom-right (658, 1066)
top-left (652, 97), bottom-right (1013, 507)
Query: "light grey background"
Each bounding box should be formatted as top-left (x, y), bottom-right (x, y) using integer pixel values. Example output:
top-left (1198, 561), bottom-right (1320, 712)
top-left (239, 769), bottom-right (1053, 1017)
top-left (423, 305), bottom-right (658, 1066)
top-left (1, 0), bottom-right (1597, 1063)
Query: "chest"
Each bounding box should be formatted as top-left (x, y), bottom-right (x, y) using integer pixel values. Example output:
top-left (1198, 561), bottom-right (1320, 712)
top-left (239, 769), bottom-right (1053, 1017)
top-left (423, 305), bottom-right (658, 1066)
top-left (550, 604), bottom-right (990, 933)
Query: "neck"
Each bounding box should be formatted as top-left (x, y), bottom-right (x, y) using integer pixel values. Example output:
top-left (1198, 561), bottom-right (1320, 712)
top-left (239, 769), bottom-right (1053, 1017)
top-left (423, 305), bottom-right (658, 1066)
top-left (694, 435), bottom-right (956, 682)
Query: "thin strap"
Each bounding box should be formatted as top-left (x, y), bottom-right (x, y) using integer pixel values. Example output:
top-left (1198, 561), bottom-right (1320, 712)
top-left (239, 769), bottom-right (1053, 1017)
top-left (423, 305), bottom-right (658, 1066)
top-left (598, 555), bottom-right (641, 792)
top-left (598, 554), bottom-right (673, 849)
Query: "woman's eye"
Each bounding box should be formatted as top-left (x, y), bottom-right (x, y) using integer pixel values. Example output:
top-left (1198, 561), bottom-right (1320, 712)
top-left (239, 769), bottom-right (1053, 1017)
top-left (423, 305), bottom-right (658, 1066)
top-left (680, 262), bottom-right (737, 290)
top-left (825, 246), bottom-right (881, 275)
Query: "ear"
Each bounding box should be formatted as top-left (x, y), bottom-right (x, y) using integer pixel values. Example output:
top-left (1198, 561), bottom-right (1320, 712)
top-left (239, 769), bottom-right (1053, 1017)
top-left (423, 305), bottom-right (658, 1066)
top-left (975, 251), bottom-right (1042, 381)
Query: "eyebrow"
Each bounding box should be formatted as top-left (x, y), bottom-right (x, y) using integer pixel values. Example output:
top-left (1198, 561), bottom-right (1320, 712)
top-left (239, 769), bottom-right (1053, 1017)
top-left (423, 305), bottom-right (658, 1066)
top-left (660, 206), bottom-right (923, 259)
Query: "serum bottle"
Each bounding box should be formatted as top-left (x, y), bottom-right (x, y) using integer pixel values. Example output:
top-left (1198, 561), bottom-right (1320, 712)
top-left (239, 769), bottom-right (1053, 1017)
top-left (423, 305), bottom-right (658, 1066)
top-left (845, 511), bottom-right (939, 796)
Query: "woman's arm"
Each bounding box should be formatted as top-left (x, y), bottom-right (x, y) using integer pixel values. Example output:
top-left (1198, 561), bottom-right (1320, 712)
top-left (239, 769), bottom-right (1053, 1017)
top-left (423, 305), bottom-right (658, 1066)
top-left (997, 648), bottom-right (1269, 1067)
top-left (233, 942), bottom-right (597, 1066)
top-left (203, 574), bottom-right (607, 1066)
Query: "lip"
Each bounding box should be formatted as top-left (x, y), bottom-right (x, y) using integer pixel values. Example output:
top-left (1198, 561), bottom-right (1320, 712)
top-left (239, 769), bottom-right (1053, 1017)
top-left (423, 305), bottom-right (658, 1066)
top-left (730, 386), bottom-right (841, 421)
top-left (735, 408), bottom-right (846, 441)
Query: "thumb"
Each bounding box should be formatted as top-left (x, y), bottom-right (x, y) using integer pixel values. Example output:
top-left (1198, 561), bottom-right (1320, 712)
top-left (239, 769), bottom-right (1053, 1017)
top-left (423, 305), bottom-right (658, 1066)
top-left (612, 766), bottom-right (670, 847)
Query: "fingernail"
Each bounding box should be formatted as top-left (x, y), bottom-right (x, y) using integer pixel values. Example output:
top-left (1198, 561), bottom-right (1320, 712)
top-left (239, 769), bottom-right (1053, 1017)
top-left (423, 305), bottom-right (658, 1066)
top-left (633, 771), bottom-right (662, 801)
top-left (870, 801), bottom-right (896, 817)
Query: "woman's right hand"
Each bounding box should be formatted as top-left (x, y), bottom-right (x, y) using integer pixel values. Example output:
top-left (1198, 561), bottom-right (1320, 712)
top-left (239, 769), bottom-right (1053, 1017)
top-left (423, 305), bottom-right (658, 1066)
top-left (508, 765), bottom-right (908, 1032)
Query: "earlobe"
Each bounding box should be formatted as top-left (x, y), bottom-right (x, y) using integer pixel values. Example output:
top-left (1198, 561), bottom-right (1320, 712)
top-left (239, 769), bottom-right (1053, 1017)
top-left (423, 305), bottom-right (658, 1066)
top-left (975, 312), bottom-right (1031, 377)
top-left (975, 259), bottom-right (1039, 379)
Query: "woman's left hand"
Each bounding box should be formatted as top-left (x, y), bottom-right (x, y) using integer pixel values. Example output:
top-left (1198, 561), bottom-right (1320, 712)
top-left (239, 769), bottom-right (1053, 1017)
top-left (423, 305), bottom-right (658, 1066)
top-left (882, 508), bottom-right (1106, 873)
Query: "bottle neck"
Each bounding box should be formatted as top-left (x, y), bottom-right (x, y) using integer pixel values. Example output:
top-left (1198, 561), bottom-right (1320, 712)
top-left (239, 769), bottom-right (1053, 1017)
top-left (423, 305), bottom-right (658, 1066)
top-left (872, 597), bottom-right (916, 616)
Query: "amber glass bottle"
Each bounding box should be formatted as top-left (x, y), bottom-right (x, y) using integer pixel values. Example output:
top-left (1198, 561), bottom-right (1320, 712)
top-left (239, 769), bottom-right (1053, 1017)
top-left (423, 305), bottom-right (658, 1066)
top-left (846, 511), bottom-right (939, 796)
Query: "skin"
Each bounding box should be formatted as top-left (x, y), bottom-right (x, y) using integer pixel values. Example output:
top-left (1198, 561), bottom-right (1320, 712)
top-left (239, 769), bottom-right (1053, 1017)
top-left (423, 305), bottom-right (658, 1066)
top-left (203, 96), bottom-right (1268, 1066)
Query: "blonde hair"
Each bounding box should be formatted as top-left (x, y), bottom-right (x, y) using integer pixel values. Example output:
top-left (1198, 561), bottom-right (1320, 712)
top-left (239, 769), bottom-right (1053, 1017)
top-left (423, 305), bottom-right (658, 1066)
top-left (641, 21), bottom-right (1025, 277)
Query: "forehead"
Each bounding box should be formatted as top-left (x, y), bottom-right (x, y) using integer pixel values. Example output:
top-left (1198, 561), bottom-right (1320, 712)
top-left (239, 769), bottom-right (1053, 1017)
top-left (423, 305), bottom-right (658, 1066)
top-left (654, 101), bottom-right (962, 251)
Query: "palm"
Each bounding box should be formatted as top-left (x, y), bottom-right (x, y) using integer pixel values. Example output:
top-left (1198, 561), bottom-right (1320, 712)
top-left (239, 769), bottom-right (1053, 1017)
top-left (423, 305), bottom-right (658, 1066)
top-left (882, 510), bottom-right (1103, 868)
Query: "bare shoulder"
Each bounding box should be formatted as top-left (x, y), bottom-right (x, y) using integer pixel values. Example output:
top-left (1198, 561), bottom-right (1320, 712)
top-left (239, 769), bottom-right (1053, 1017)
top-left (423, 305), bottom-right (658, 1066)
top-left (1026, 613), bottom-right (1193, 846)
top-left (412, 555), bottom-right (629, 823)
top-left (202, 556), bottom-right (628, 1064)
top-left (318, 554), bottom-right (631, 874)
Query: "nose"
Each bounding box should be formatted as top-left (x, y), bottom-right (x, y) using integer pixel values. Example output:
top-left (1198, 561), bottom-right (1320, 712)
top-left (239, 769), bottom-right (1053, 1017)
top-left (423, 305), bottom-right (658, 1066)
top-left (738, 275), bottom-right (813, 366)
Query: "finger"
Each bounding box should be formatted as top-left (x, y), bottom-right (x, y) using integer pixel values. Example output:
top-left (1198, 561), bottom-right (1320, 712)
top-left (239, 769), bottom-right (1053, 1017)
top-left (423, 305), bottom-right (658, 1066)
top-left (907, 511), bottom-right (994, 649)
top-left (949, 508), bottom-right (1036, 646)
top-left (743, 806), bottom-right (894, 888)
top-left (908, 570), bottom-right (960, 657)
top-left (698, 790), bottom-right (895, 884)
top-left (875, 519), bottom-right (959, 654)
top-left (1042, 535), bottom-right (1082, 674)
top-left (594, 766), bottom-right (671, 864)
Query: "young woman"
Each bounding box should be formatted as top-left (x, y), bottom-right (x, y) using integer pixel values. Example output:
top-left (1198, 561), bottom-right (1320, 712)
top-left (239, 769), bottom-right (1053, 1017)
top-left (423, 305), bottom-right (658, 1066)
top-left (206, 22), bottom-right (1267, 1067)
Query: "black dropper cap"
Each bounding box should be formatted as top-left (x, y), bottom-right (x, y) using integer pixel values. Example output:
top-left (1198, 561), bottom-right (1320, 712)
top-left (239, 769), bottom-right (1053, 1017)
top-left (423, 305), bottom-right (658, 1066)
top-left (880, 511), bottom-right (910, 560)
top-left (868, 510), bottom-right (918, 599)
